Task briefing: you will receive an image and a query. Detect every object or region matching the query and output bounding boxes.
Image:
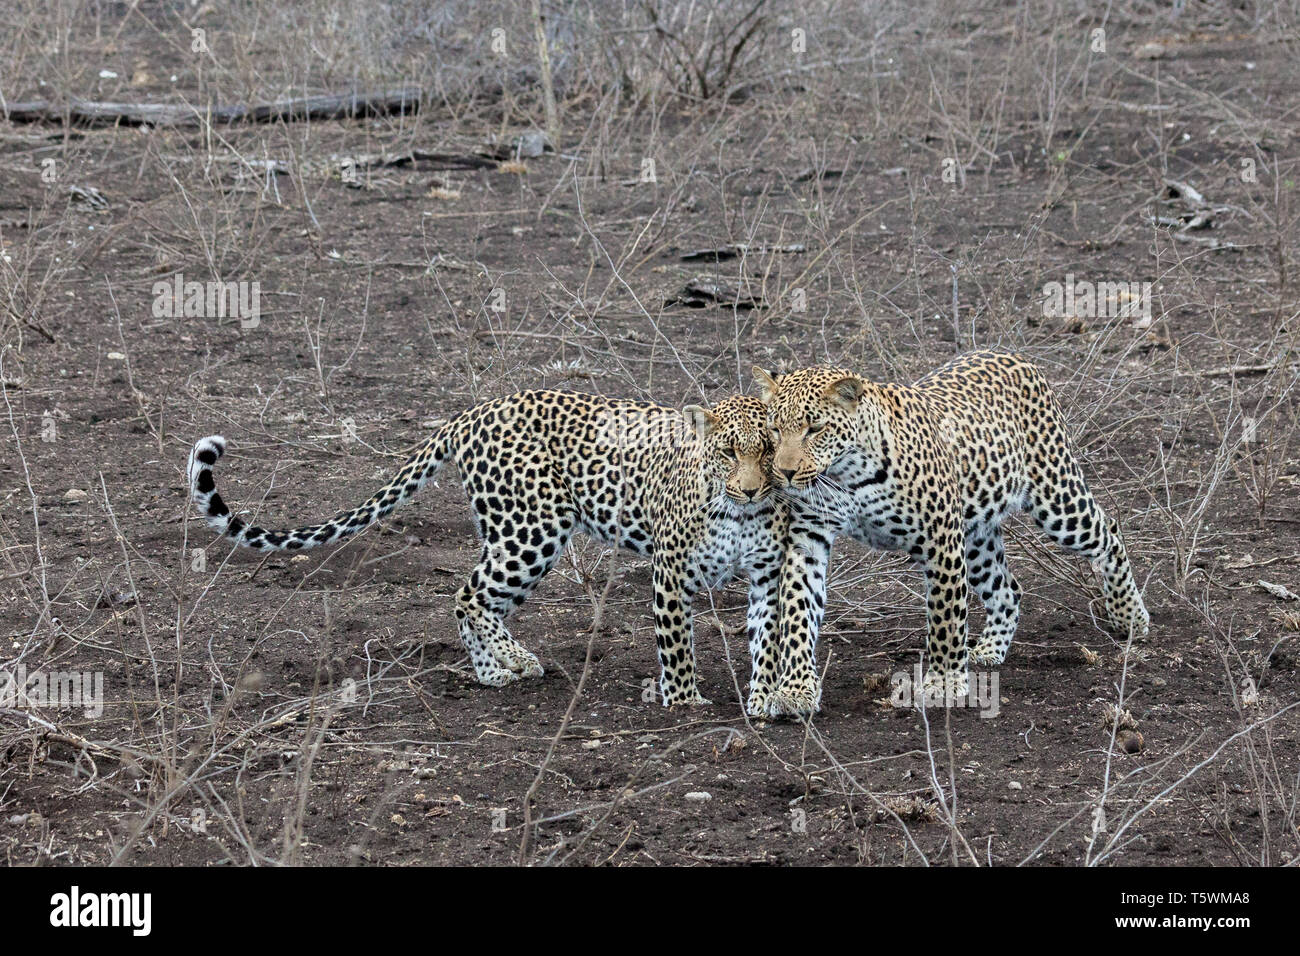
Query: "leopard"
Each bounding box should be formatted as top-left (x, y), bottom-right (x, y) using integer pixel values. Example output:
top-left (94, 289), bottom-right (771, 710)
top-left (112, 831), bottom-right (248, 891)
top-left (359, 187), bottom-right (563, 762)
top-left (753, 349), bottom-right (1149, 717)
top-left (187, 391), bottom-right (789, 713)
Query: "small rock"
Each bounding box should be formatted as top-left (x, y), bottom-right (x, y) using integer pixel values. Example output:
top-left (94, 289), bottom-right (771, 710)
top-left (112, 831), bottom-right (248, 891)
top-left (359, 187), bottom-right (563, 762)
top-left (1117, 729), bottom-right (1145, 754)
top-left (63, 488), bottom-right (88, 503)
top-left (684, 791), bottom-right (712, 803)
top-left (1008, 781), bottom-right (1023, 791)
top-left (96, 589), bottom-right (137, 609)
top-left (512, 131), bottom-right (552, 158)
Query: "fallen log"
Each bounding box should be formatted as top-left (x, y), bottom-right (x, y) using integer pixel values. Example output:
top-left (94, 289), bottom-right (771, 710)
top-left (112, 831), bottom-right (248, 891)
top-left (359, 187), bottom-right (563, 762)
top-left (3, 87), bottom-right (421, 128)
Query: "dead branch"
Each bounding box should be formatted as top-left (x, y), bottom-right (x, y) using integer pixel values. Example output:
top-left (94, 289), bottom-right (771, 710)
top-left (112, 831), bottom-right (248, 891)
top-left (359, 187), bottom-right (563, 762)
top-left (4, 88), bottom-right (421, 128)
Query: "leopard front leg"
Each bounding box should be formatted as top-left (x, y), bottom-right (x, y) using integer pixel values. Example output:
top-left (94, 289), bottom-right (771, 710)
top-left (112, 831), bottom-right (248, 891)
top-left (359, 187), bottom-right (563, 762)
top-left (743, 558), bottom-right (782, 717)
top-left (919, 516), bottom-right (971, 703)
top-left (766, 525), bottom-right (830, 718)
top-left (652, 561), bottom-right (710, 706)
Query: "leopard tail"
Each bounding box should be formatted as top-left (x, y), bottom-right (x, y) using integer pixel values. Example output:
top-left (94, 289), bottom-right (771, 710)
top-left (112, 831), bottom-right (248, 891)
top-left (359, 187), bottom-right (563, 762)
top-left (186, 420), bottom-right (455, 551)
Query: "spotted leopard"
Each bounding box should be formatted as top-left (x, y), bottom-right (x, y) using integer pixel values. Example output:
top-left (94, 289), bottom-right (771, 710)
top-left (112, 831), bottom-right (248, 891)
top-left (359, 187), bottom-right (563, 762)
top-left (188, 391), bottom-right (787, 711)
top-left (754, 350), bottom-right (1149, 715)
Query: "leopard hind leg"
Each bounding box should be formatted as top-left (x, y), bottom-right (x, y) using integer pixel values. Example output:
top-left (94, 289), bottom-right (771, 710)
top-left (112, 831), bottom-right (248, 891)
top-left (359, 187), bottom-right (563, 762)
top-left (1028, 458), bottom-right (1148, 641)
top-left (454, 479), bottom-right (573, 686)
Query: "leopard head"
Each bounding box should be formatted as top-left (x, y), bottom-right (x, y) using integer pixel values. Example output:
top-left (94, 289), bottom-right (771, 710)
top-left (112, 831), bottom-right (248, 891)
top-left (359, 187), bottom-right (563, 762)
top-left (753, 366), bottom-right (865, 489)
top-left (683, 395), bottom-right (772, 505)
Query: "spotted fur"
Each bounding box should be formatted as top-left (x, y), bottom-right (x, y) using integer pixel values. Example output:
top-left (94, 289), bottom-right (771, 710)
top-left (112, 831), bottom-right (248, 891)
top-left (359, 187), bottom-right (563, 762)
top-left (188, 391), bottom-right (787, 711)
top-left (754, 350), bottom-right (1149, 715)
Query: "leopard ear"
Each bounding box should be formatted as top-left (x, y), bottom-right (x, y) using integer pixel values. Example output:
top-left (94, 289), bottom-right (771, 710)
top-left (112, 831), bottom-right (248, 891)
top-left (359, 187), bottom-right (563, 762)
top-left (824, 376), bottom-right (864, 408)
top-left (752, 366), bottom-right (781, 403)
top-left (682, 404), bottom-right (717, 441)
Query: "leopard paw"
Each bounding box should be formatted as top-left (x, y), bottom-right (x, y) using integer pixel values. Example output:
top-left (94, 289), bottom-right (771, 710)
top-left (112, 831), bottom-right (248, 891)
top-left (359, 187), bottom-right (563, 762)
top-left (969, 641), bottom-right (1006, 667)
top-left (662, 686), bottom-right (712, 708)
top-left (473, 660), bottom-right (523, 687)
top-left (765, 679), bottom-right (821, 718)
top-left (478, 639), bottom-right (543, 686)
top-left (920, 668), bottom-right (969, 705)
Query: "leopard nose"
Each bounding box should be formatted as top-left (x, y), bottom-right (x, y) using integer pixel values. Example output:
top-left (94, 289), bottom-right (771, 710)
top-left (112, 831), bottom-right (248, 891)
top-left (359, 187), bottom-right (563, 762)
top-left (744, 488), bottom-right (759, 500)
top-left (779, 467), bottom-right (796, 481)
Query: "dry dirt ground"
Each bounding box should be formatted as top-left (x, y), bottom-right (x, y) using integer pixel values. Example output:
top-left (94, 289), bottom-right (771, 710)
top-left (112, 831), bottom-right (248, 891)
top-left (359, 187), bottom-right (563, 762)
top-left (1, 2), bottom-right (1299, 866)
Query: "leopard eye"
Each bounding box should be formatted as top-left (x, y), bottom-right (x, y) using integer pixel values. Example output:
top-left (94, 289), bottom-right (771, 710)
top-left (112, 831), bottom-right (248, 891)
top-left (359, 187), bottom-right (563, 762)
top-left (720, 445), bottom-right (738, 461)
top-left (806, 422), bottom-right (824, 436)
